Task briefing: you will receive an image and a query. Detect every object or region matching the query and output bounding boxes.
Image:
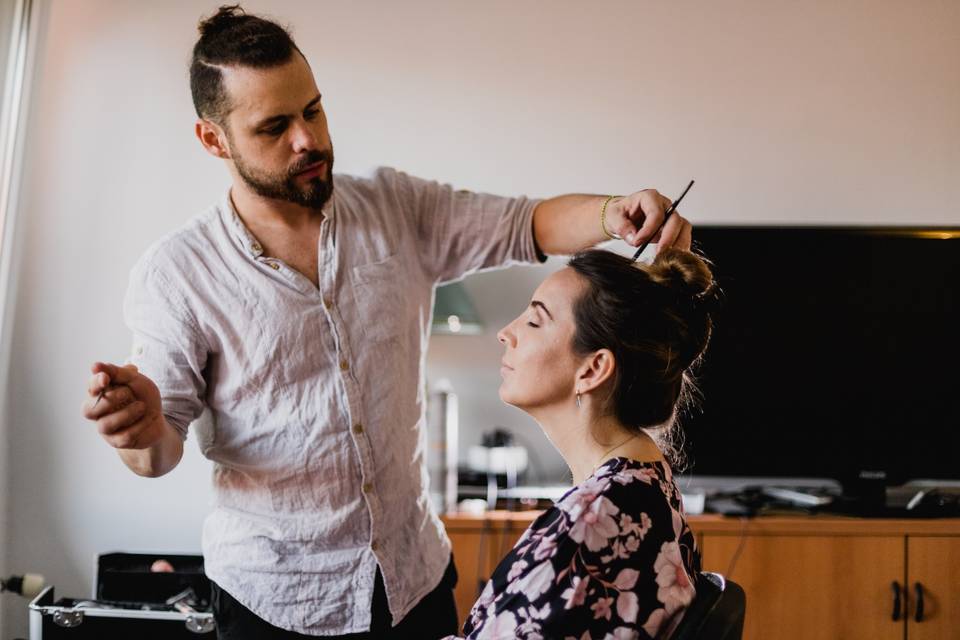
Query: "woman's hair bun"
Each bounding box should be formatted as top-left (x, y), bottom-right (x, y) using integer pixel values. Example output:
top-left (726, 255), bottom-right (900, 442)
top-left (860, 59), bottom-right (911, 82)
top-left (648, 247), bottom-right (721, 314)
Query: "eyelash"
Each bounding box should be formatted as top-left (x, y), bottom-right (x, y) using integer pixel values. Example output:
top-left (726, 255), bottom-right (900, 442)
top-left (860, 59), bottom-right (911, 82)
top-left (262, 109), bottom-right (321, 136)
top-left (527, 322), bottom-right (539, 328)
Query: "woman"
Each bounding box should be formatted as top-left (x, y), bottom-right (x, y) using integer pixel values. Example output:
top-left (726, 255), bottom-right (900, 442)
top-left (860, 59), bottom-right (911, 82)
top-left (450, 247), bottom-right (719, 640)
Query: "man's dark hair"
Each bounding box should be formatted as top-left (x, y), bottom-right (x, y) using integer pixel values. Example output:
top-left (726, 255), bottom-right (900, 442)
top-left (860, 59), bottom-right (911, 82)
top-left (190, 5), bottom-right (302, 124)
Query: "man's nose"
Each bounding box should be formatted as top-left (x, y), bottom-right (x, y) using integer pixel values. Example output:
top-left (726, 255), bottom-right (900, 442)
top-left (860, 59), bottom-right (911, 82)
top-left (290, 120), bottom-right (319, 154)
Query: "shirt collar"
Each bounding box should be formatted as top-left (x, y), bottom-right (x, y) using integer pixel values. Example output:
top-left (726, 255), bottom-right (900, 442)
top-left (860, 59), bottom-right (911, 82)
top-left (218, 186), bottom-right (338, 260)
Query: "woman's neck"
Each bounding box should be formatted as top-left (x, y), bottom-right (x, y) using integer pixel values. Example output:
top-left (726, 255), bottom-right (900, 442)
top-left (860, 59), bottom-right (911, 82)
top-left (531, 403), bottom-right (664, 485)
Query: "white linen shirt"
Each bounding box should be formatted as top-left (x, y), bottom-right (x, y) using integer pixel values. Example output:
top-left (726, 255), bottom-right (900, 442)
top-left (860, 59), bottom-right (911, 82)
top-left (123, 167), bottom-right (543, 635)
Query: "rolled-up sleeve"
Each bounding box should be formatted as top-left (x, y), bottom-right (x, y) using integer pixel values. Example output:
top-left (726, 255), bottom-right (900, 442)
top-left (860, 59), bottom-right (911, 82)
top-left (384, 168), bottom-right (545, 284)
top-left (123, 260), bottom-right (208, 439)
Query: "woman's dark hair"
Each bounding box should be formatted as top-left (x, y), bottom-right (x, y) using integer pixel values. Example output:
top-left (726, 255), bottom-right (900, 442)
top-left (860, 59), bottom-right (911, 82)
top-left (568, 248), bottom-right (721, 467)
top-left (190, 5), bottom-right (302, 123)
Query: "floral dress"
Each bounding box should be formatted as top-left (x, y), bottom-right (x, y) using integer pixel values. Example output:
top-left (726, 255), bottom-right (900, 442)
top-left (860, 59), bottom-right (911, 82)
top-left (454, 457), bottom-right (699, 640)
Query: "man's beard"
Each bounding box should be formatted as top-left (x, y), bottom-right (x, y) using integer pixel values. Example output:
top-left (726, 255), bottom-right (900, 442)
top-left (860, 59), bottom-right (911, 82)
top-left (233, 147), bottom-right (335, 210)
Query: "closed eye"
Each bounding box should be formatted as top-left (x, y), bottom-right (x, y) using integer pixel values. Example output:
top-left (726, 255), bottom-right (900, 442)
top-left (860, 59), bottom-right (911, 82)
top-left (527, 321), bottom-right (539, 328)
top-left (261, 121), bottom-right (287, 136)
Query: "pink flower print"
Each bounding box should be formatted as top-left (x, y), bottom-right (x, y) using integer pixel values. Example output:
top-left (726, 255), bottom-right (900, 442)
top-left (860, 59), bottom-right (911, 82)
top-left (613, 568), bottom-right (639, 590)
top-left (516, 607), bottom-right (544, 639)
top-left (624, 535), bottom-right (640, 554)
top-left (604, 628), bottom-right (639, 640)
top-left (533, 533), bottom-right (559, 561)
top-left (529, 602), bottom-right (551, 620)
top-left (612, 466), bottom-right (658, 486)
top-left (506, 558), bottom-right (555, 601)
top-left (653, 541), bottom-right (695, 613)
top-left (591, 595), bottom-right (615, 620)
top-left (671, 508), bottom-right (684, 539)
top-left (472, 579), bottom-right (495, 616)
top-left (616, 591), bottom-right (639, 623)
top-left (507, 559), bottom-right (529, 581)
top-left (475, 609), bottom-right (518, 640)
top-left (617, 511), bottom-right (652, 541)
top-left (642, 608), bottom-right (667, 638)
top-left (561, 575), bottom-right (589, 610)
top-left (638, 512), bottom-right (652, 539)
top-left (569, 495), bottom-right (620, 551)
top-left (558, 475), bottom-right (609, 517)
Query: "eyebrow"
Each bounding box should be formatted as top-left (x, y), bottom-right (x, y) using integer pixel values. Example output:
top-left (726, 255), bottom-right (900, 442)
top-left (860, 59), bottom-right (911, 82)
top-left (531, 300), bottom-right (553, 320)
top-left (253, 94), bottom-right (322, 130)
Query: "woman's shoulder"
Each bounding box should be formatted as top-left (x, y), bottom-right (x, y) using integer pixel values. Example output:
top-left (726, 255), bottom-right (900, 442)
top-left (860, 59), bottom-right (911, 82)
top-left (556, 458), bottom-right (681, 525)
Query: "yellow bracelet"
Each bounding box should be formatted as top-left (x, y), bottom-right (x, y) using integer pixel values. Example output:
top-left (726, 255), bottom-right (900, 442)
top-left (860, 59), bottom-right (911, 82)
top-left (600, 195), bottom-right (622, 240)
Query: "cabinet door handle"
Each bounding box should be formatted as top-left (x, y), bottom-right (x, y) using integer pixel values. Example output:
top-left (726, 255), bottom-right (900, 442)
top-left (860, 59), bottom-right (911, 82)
top-left (914, 582), bottom-right (924, 622)
top-left (892, 581), bottom-right (902, 621)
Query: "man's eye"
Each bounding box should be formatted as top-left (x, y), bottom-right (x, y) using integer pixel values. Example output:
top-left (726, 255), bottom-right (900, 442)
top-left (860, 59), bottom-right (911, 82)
top-left (304, 108), bottom-right (320, 120)
top-left (262, 123), bottom-right (286, 136)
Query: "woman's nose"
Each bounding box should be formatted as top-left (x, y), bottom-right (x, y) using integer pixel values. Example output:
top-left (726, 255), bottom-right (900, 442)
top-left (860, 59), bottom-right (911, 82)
top-left (497, 324), bottom-right (513, 346)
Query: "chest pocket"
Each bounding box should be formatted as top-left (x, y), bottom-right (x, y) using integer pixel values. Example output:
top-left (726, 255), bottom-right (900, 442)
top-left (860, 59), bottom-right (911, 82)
top-left (351, 254), bottom-right (406, 344)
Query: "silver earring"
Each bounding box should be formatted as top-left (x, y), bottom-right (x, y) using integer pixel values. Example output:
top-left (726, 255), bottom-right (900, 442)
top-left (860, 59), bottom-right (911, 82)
top-left (576, 391), bottom-right (582, 408)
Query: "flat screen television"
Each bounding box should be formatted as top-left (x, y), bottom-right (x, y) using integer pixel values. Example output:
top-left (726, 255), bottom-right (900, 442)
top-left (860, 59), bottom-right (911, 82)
top-left (682, 226), bottom-right (960, 485)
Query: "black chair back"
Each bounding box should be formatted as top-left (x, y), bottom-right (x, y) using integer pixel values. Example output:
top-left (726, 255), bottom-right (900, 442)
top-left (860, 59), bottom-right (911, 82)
top-left (670, 571), bottom-right (746, 640)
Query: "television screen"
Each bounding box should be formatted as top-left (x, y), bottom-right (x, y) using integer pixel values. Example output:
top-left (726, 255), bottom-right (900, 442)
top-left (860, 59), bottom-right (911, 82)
top-left (683, 227), bottom-right (960, 484)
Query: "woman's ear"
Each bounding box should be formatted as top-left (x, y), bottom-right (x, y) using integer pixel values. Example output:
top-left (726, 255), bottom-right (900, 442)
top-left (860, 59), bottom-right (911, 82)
top-left (195, 119), bottom-right (232, 159)
top-left (575, 349), bottom-right (616, 395)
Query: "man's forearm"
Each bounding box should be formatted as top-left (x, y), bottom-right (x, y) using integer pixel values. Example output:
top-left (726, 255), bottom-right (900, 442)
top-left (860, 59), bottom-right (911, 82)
top-left (117, 418), bottom-right (184, 478)
top-left (532, 194), bottom-right (613, 256)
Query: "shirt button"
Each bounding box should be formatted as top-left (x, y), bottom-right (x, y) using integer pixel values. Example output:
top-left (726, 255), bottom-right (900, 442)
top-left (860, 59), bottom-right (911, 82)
top-left (134, 345), bottom-right (144, 355)
top-left (370, 541), bottom-right (379, 552)
top-left (353, 423), bottom-right (364, 434)
top-left (323, 297), bottom-right (333, 309)
top-left (268, 262), bottom-right (280, 270)
top-left (362, 483), bottom-right (373, 494)
top-left (339, 360), bottom-right (349, 371)
top-left (251, 242), bottom-right (262, 253)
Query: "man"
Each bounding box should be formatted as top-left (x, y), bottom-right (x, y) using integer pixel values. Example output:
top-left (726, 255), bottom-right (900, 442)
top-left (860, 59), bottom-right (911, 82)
top-left (81, 6), bottom-right (692, 639)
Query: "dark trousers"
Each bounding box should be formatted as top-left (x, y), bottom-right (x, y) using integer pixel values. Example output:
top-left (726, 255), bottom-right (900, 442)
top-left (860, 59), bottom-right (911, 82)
top-left (212, 557), bottom-right (459, 639)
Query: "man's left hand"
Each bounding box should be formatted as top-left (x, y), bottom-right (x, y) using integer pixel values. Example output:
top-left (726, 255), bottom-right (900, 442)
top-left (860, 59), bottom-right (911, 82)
top-left (605, 189), bottom-right (693, 252)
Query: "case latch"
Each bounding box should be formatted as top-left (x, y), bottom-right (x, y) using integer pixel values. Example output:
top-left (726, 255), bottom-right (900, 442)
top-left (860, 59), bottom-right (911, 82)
top-left (52, 609), bottom-right (83, 627)
top-left (185, 615), bottom-right (216, 634)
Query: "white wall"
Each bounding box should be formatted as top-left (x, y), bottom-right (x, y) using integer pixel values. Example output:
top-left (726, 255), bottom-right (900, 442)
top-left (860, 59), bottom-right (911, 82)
top-left (2, 0), bottom-right (958, 634)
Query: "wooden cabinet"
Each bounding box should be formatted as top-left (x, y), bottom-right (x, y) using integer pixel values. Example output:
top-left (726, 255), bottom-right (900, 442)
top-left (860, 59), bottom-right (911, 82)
top-left (443, 512), bottom-right (960, 639)
top-left (906, 536), bottom-right (960, 640)
top-left (445, 515), bottom-right (531, 622)
top-left (700, 534), bottom-right (904, 639)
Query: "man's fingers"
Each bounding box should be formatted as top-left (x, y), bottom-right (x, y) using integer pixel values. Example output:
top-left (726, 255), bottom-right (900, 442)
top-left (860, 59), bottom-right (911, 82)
top-left (104, 419), bottom-right (147, 450)
top-left (655, 210), bottom-right (686, 252)
top-left (675, 218), bottom-right (693, 251)
top-left (88, 371), bottom-right (112, 396)
top-left (627, 191), bottom-right (670, 247)
top-left (84, 386), bottom-right (136, 420)
top-left (97, 401), bottom-right (146, 436)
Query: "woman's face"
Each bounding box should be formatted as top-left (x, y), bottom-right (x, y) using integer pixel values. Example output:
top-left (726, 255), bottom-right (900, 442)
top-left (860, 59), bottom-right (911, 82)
top-left (497, 267), bottom-right (586, 411)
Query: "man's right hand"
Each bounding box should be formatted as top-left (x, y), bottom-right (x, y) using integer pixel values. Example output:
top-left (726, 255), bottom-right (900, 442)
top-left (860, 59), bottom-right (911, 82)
top-left (82, 362), bottom-right (166, 450)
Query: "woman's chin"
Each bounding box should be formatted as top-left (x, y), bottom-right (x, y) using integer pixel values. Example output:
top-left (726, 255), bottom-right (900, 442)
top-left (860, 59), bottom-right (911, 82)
top-left (497, 385), bottom-right (518, 408)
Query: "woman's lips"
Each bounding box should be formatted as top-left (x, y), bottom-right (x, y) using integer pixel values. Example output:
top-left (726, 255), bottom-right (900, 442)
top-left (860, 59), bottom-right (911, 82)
top-left (500, 361), bottom-right (513, 375)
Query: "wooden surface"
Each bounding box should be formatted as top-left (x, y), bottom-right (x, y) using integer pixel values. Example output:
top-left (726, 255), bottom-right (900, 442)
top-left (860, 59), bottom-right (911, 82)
top-left (906, 536), bottom-right (960, 640)
top-left (701, 534), bottom-right (904, 640)
top-left (444, 510), bottom-right (960, 535)
top-left (442, 512), bottom-right (960, 637)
